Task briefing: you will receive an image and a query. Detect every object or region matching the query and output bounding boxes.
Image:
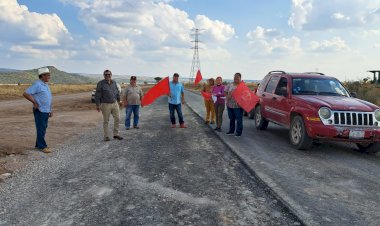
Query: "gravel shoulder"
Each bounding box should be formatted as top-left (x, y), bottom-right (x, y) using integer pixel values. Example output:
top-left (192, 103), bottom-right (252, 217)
top-left (0, 92), bottom-right (101, 175)
top-left (0, 97), bottom-right (301, 226)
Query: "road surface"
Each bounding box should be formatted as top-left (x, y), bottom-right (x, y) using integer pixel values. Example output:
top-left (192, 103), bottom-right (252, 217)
top-left (186, 90), bottom-right (380, 226)
top-left (0, 97), bottom-right (300, 226)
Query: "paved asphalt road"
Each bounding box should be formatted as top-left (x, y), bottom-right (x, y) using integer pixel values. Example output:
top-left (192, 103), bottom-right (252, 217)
top-left (185, 90), bottom-right (380, 226)
top-left (0, 97), bottom-right (301, 225)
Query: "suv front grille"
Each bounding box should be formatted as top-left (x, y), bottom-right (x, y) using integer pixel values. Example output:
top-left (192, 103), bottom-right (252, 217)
top-left (333, 111), bottom-right (374, 126)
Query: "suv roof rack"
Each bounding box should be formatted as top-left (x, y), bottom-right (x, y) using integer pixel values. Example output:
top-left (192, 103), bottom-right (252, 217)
top-left (303, 72), bottom-right (325, 75)
top-left (269, 71), bottom-right (286, 74)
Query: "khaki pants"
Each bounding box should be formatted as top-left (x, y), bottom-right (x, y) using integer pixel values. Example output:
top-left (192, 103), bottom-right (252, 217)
top-left (101, 102), bottom-right (120, 138)
top-left (204, 100), bottom-right (215, 122)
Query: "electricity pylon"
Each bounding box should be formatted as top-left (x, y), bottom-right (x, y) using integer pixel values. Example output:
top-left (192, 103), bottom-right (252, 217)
top-left (189, 28), bottom-right (202, 82)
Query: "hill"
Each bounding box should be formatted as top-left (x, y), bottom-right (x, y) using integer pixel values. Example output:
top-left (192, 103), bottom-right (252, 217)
top-left (0, 66), bottom-right (96, 84)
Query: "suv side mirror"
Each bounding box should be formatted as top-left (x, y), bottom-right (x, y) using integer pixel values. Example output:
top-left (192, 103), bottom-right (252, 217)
top-left (350, 92), bottom-right (357, 98)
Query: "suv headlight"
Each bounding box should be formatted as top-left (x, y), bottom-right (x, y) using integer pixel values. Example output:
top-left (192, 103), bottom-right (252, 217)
top-left (375, 109), bottom-right (380, 121)
top-left (319, 107), bottom-right (332, 119)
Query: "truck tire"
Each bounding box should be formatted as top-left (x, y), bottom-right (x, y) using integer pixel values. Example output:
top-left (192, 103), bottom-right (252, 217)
top-left (289, 115), bottom-right (313, 150)
top-left (356, 142), bottom-right (380, 153)
top-left (254, 105), bottom-right (269, 130)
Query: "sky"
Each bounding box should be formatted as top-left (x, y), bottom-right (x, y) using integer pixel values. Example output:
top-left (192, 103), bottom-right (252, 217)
top-left (1, 0), bottom-right (380, 81)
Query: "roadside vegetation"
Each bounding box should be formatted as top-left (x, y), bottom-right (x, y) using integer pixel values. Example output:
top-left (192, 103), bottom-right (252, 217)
top-left (344, 80), bottom-right (380, 106)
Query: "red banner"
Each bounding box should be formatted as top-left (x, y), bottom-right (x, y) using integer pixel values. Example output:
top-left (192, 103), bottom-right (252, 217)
top-left (232, 82), bottom-right (259, 112)
top-left (201, 91), bottom-right (212, 100)
top-left (194, 70), bottom-right (202, 86)
top-left (141, 77), bottom-right (170, 106)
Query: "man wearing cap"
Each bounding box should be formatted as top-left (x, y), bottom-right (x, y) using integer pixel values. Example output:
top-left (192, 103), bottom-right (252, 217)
top-left (95, 70), bottom-right (123, 141)
top-left (23, 67), bottom-right (53, 153)
top-left (123, 76), bottom-right (143, 130)
top-left (168, 73), bottom-right (186, 128)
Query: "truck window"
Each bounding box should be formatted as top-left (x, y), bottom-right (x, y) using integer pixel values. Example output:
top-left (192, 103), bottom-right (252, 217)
top-left (264, 76), bottom-right (279, 93)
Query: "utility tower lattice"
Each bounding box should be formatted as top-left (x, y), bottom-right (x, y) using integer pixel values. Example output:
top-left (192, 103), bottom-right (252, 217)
top-left (189, 28), bottom-right (202, 82)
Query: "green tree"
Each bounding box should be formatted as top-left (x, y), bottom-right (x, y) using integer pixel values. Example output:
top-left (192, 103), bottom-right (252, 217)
top-left (154, 77), bottom-right (162, 83)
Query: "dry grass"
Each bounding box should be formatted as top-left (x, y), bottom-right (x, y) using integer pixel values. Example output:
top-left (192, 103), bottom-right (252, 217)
top-left (0, 84), bottom-right (95, 100)
top-left (343, 81), bottom-right (380, 106)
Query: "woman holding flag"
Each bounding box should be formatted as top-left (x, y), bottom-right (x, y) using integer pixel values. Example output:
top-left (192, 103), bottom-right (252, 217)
top-left (225, 73), bottom-right (244, 137)
top-left (201, 78), bottom-right (215, 124)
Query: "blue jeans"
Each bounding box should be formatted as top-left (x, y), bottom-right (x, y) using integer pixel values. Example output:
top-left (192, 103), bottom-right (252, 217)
top-left (33, 108), bottom-right (49, 149)
top-left (227, 107), bottom-right (243, 135)
top-left (125, 105), bottom-right (140, 128)
top-left (169, 103), bottom-right (184, 124)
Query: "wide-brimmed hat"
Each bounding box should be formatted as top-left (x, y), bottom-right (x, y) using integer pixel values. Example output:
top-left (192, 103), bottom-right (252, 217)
top-left (38, 67), bottom-right (50, 76)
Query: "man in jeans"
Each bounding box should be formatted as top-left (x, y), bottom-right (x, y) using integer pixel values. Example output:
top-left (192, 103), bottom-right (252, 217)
top-left (168, 73), bottom-right (186, 128)
top-left (23, 67), bottom-right (53, 153)
top-left (95, 69), bottom-right (123, 141)
top-left (123, 76), bottom-right (143, 130)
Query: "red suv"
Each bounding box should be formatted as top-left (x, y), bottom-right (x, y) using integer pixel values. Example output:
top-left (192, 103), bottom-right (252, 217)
top-left (254, 71), bottom-right (380, 152)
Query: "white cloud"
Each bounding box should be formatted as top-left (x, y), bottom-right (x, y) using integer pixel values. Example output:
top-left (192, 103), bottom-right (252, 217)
top-left (288, 0), bottom-right (380, 30)
top-left (90, 37), bottom-right (134, 58)
top-left (288, 0), bottom-right (313, 30)
top-left (246, 26), bottom-right (281, 40)
top-left (332, 12), bottom-right (350, 21)
top-left (246, 26), bottom-right (301, 56)
top-left (0, 0), bottom-right (72, 46)
top-left (61, 0), bottom-right (234, 49)
top-left (194, 15), bottom-right (235, 43)
top-left (10, 45), bottom-right (76, 59)
top-left (308, 37), bottom-right (349, 52)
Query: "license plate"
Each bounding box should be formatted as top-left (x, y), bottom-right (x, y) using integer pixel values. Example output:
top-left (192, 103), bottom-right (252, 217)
top-left (349, 130), bottom-right (365, 139)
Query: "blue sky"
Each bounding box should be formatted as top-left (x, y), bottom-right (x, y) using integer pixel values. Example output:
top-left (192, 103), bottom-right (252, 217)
top-left (1, 0), bottom-right (380, 81)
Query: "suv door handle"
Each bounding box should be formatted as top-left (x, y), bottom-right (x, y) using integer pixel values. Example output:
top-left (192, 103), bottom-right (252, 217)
top-left (272, 97), bottom-right (277, 100)
top-left (262, 94), bottom-right (266, 97)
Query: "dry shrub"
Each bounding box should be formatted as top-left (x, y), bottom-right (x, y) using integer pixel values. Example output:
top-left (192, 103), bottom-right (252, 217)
top-left (344, 81), bottom-right (380, 105)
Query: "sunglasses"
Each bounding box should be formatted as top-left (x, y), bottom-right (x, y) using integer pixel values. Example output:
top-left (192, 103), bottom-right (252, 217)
top-left (104, 73), bottom-right (111, 76)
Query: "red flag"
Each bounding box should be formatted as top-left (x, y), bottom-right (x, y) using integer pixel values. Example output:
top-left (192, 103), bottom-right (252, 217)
top-left (194, 70), bottom-right (202, 85)
top-left (141, 77), bottom-right (170, 106)
top-left (201, 91), bottom-right (212, 100)
top-left (232, 82), bottom-right (259, 112)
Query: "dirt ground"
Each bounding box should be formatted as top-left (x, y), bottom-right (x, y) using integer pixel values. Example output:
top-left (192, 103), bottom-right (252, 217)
top-left (0, 92), bottom-right (101, 175)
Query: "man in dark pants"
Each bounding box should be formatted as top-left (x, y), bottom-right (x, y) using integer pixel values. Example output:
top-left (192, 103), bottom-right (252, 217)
top-left (168, 73), bottom-right (186, 128)
top-left (23, 67), bottom-right (53, 153)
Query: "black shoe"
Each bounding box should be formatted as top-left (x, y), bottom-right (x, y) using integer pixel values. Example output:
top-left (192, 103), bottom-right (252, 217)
top-left (113, 135), bottom-right (123, 140)
top-left (214, 127), bottom-right (219, 130)
top-left (235, 133), bottom-right (241, 137)
top-left (216, 128), bottom-right (222, 132)
top-left (226, 131), bottom-right (234, 135)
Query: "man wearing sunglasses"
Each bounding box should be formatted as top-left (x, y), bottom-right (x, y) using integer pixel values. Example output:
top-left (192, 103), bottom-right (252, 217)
top-left (95, 69), bottom-right (123, 141)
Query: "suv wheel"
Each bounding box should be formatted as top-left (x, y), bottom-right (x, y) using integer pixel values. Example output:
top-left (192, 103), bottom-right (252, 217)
top-left (254, 105), bottom-right (268, 130)
top-left (289, 115), bottom-right (313, 150)
top-left (356, 142), bottom-right (380, 153)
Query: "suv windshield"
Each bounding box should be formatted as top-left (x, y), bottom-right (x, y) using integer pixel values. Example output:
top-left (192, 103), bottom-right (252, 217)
top-left (292, 78), bottom-right (349, 97)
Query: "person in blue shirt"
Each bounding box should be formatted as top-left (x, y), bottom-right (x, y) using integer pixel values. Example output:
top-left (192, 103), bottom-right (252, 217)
top-left (23, 67), bottom-right (53, 153)
top-left (168, 73), bottom-right (186, 128)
